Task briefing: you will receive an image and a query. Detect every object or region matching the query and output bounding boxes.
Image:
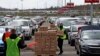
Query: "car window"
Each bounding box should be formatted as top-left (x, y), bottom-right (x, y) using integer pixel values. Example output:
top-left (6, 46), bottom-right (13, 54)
top-left (7, 21), bottom-right (23, 26)
top-left (61, 19), bottom-right (78, 27)
top-left (82, 31), bottom-right (100, 40)
top-left (22, 21), bottom-right (29, 26)
top-left (71, 26), bottom-right (78, 32)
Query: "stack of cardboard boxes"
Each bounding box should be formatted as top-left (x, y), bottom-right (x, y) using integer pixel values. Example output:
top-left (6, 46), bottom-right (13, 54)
top-left (35, 27), bottom-right (57, 56)
top-left (49, 24), bottom-right (57, 30)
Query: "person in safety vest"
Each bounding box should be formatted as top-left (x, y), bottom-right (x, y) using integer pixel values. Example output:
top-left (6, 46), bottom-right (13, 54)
top-left (2, 28), bottom-right (11, 56)
top-left (5, 29), bottom-right (27, 56)
top-left (2, 28), bottom-right (11, 42)
top-left (57, 23), bottom-right (66, 55)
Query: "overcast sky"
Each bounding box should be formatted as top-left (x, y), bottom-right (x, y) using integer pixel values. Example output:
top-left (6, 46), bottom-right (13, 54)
top-left (0, 0), bottom-right (85, 9)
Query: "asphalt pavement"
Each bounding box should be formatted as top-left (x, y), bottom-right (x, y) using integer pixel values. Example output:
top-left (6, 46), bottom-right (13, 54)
top-left (21, 39), bottom-right (78, 56)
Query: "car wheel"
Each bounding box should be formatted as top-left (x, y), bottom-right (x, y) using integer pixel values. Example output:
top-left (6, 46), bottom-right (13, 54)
top-left (68, 39), bottom-right (70, 44)
top-left (79, 49), bottom-right (85, 56)
top-left (70, 40), bottom-right (74, 46)
top-left (76, 50), bottom-right (79, 54)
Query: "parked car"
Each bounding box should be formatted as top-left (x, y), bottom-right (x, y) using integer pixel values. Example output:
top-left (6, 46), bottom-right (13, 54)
top-left (0, 27), bottom-right (6, 56)
top-left (31, 16), bottom-right (45, 26)
top-left (6, 19), bottom-right (37, 40)
top-left (48, 17), bottom-right (58, 24)
top-left (55, 17), bottom-right (84, 29)
top-left (75, 25), bottom-right (100, 56)
top-left (68, 24), bottom-right (87, 46)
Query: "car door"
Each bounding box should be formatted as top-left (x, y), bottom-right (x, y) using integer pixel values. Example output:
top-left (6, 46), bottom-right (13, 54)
top-left (75, 31), bottom-right (81, 52)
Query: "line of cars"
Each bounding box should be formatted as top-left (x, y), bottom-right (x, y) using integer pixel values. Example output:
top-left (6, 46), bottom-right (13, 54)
top-left (0, 15), bottom-right (45, 55)
top-left (53, 16), bottom-right (100, 56)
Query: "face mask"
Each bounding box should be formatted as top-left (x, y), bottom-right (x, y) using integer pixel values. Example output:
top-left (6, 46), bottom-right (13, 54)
top-left (60, 26), bottom-right (63, 30)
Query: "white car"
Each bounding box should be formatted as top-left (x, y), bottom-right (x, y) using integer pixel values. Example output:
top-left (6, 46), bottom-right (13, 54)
top-left (6, 19), bottom-right (37, 40)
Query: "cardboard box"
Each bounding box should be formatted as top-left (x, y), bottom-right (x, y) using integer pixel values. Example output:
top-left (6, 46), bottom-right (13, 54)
top-left (57, 30), bottom-right (64, 36)
top-left (39, 26), bottom-right (48, 31)
top-left (35, 30), bottom-right (57, 54)
top-left (50, 24), bottom-right (56, 28)
top-left (48, 31), bottom-right (57, 36)
top-left (34, 32), bottom-right (41, 36)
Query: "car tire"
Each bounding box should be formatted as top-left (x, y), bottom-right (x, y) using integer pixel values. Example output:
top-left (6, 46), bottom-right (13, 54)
top-left (79, 48), bottom-right (85, 56)
top-left (68, 39), bottom-right (70, 44)
top-left (70, 40), bottom-right (74, 46)
top-left (76, 50), bottom-right (79, 54)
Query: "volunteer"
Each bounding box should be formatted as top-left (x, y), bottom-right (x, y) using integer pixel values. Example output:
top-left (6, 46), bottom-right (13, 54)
top-left (5, 29), bottom-right (27, 56)
top-left (57, 23), bottom-right (66, 55)
top-left (2, 28), bottom-right (11, 42)
top-left (2, 28), bottom-right (11, 56)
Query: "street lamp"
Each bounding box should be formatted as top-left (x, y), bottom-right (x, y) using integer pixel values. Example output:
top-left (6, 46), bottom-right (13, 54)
top-left (64, 0), bottom-right (66, 6)
top-left (84, 0), bottom-right (99, 25)
top-left (21, 0), bottom-right (23, 15)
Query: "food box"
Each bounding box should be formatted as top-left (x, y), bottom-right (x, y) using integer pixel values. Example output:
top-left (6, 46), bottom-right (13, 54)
top-left (39, 27), bottom-right (48, 31)
top-left (35, 30), bottom-right (57, 54)
top-left (57, 30), bottom-right (64, 36)
top-left (50, 24), bottom-right (56, 28)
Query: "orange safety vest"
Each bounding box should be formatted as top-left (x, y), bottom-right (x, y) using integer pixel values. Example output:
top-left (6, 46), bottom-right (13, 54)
top-left (4, 32), bottom-right (11, 41)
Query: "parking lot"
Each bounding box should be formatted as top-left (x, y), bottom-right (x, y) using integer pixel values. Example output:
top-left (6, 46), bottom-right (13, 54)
top-left (1, 16), bottom-right (100, 56)
top-left (20, 21), bottom-right (77, 56)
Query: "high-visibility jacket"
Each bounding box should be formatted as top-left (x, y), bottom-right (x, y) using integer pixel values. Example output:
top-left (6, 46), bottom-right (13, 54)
top-left (57, 27), bottom-right (66, 40)
top-left (6, 37), bottom-right (21, 56)
top-left (4, 32), bottom-right (11, 41)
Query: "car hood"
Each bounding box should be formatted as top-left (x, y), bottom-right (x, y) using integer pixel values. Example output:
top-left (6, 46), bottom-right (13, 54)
top-left (22, 26), bottom-right (30, 30)
top-left (82, 40), bottom-right (100, 46)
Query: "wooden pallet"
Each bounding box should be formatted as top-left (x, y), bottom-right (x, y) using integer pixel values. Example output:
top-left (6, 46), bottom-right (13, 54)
top-left (36, 54), bottom-right (57, 56)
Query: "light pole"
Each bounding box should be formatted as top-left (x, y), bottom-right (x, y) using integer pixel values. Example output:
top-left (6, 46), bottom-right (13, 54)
top-left (90, 3), bottom-right (93, 24)
top-left (21, 0), bottom-right (23, 16)
top-left (65, 0), bottom-right (66, 6)
top-left (45, 1), bottom-right (47, 9)
top-left (69, 0), bottom-right (71, 16)
top-left (57, 0), bottom-right (59, 7)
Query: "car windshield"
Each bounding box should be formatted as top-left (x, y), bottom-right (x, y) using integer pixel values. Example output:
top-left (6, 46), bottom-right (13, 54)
top-left (62, 19), bottom-right (77, 26)
top-left (8, 20), bottom-right (29, 26)
top-left (82, 31), bottom-right (100, 40)
top-left (71, 26), bottom-right (78, 32)
top-left (0, 28), bottom-right (5, 33)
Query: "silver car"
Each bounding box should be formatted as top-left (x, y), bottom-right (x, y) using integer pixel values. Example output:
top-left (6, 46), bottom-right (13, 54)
top-left (75, 30), bottom-right (100, 56)
top-left (6, 19), bottom-right (36, 40)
